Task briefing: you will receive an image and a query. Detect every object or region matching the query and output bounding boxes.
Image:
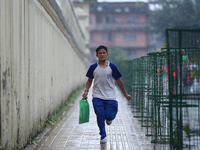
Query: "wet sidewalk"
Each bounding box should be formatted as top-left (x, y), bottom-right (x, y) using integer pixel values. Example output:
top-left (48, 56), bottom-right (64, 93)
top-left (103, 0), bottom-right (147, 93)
top-left (27, 87), bottom-right (155, 150)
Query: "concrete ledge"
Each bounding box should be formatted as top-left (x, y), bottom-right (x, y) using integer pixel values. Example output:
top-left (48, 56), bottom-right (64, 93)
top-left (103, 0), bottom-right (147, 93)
top-left (38, 0), bottom-right (89, 65)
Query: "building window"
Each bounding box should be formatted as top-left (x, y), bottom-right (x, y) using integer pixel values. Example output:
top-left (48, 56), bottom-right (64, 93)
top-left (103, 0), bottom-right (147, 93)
top-left (124, 33), bottom-right (136, 41)
top-left (90, 33), bottom-right (93, 41)
top-left (126, 16), bottom-right (138, 23)
top-left (105, 16), bottom-right (119, 23)
top-left (103, 33), bottom-right (115, 41)
top-left (96, 15), bottom-right (102, 23)
top-left (90, 16), bottom-right (93, 24)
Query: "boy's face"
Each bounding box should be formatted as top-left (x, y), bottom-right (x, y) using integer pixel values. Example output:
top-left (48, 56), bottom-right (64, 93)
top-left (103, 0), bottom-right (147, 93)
top-left (96, 48), bottom-right (108, 61)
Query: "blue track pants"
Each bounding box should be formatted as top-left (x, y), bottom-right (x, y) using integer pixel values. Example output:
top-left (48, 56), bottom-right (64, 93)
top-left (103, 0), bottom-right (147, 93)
top-left (92, 97), bottom-right (118, 140)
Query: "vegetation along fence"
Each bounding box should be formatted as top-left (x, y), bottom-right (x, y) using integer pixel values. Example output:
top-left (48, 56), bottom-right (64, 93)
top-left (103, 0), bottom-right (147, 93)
top-left (118, 29), bottom-right (200, 150)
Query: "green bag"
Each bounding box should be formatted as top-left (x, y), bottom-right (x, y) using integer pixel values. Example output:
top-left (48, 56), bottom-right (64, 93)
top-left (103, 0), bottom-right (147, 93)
top-left (79, 98), bottom-right (90, 124)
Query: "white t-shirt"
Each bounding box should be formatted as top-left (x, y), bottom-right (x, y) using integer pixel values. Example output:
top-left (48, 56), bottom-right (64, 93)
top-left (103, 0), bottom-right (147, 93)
top-left (86, 62), bottom-right (122, 100)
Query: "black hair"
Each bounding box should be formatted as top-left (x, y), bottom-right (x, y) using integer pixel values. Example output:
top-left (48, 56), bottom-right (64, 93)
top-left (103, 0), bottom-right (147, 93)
top-left (96, 45), bottom-right (108, 54)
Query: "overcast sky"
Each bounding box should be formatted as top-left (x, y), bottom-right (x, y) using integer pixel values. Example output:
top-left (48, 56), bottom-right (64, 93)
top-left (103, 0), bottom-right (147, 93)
top-left (97, 0), bottom-right (149, 2)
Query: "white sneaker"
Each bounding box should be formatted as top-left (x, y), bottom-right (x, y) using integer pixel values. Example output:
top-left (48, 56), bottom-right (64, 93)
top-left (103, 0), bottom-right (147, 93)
top-left (100, 136), bottom-right (107, 143)
top-left (106, 120), bottom-right (112, 125)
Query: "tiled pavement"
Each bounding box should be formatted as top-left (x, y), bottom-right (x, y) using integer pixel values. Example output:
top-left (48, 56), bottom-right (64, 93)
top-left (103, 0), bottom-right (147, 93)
top-left (25, 87), bottom-right (160, 150)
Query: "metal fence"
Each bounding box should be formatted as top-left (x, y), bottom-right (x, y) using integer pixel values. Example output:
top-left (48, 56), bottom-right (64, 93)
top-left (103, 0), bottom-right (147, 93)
top-left (118, 29), bottom-right (200, 150)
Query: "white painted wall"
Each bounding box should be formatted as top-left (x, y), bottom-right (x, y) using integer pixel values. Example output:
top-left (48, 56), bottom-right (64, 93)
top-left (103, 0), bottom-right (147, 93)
top-left (0, 0), bottom-right (89, 149)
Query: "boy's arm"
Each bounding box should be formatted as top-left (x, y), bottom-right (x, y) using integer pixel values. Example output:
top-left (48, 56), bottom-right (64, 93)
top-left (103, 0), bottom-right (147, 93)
top-left (116, 78), bottom-right (131, 100)
top-left (82, 78), bottom-right (93, 99)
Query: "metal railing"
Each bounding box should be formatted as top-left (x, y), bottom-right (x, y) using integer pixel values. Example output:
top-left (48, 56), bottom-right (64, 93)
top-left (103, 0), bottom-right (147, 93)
top-left (118, 29), bottom-right (200, 150)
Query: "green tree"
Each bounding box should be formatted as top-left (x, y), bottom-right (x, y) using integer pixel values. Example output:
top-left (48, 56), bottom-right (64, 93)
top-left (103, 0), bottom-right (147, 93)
top-left (84, 0), bottom-right (97, 2)
top-left (149, 0), bottom-right (200, 41)
top-left (107, 47), bottom-right (128, 65)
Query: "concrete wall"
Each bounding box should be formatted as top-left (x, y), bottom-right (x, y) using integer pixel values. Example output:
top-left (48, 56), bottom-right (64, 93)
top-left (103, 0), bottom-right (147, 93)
top-left (0, 0), bottom-right (89, 149)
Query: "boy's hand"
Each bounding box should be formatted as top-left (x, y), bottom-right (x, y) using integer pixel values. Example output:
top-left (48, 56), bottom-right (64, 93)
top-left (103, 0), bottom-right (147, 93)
top-left (125, 94), bottom-right (131, 101)
top-left (82, 91), bottom-right (88, 99)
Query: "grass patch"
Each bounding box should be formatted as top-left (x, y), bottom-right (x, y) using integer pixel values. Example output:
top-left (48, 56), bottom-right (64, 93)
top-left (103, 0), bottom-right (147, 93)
top-left (15, 86), bottom-right (85, 149)
top-left (45, 85), bottom-right (84, 127)
top-left (16, 144), bottom-right (24, 150)
top-left (0, 139), bottom-right (5, 150)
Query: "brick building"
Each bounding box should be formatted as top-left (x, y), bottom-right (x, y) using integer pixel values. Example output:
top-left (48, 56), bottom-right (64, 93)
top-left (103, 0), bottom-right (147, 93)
top-left (89, 2), bottom-right (152, 63)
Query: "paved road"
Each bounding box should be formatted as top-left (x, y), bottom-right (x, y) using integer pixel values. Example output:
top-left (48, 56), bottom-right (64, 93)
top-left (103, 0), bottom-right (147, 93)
top-left (25, 87), bottom-right (158, 150)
